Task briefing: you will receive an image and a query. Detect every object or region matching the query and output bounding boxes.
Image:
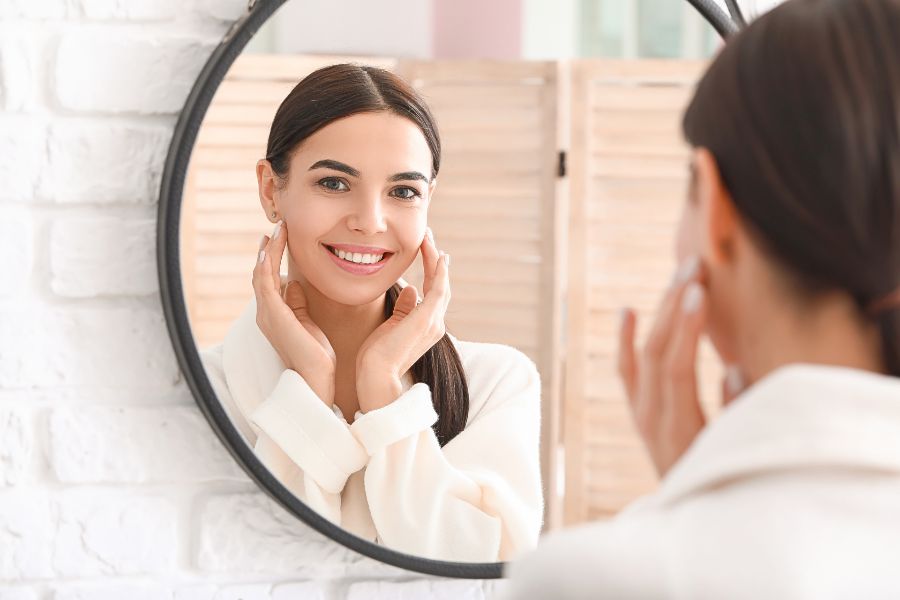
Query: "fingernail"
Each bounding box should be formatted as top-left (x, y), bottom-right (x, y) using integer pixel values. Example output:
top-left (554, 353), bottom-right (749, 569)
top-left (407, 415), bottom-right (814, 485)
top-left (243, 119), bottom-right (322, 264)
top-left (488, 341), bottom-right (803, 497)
top-left (674, 256), bottom-right (700, 285)
top-left (259, 235), bottom-right (266, 250)
top-left (681, 282), bottom-right (703, 313)
top-left (618, 307), bottom-right (630, 328)
top-left (272, 220), bottom-right (282, 240)
top-left (258, 250), bottom-right (266, 264)
top-left (725, 366), bottom-right (744, 397)
top-left (426, 227), bottom-right (434, 242)
top-left (445, 253), bottom-right (451, 267)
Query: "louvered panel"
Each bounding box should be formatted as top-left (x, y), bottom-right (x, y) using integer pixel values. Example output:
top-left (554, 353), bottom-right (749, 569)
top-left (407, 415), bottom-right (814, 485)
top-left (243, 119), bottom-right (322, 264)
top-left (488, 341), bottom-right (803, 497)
top-left (564, 60), bottom-right (719, 525)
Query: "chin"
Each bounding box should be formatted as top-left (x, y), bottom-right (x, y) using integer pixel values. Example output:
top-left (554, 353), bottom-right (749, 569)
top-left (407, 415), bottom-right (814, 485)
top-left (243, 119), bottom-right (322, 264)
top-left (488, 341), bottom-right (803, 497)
top-left (309, 274), bottom-right (395, 307)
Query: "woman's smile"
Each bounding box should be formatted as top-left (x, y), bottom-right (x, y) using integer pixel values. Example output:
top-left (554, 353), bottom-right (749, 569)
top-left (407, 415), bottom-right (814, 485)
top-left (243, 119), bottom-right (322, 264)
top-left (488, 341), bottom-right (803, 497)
top-left (322, 242), bottom-right (394, 276)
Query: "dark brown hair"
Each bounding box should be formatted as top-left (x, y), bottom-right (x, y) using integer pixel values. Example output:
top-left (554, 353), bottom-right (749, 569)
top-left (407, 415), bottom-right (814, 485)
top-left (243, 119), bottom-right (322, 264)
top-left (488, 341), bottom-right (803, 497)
top-left (265, 63), bottom-right (469, 445)
top-left (682, 0), bottom-right (900, 376)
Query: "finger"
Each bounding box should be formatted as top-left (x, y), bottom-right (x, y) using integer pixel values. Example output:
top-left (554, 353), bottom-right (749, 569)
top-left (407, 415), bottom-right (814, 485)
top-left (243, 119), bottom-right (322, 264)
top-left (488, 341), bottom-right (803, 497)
top-left (636, 257), bottom-right (703, 421)
top-left (400, 255), bottom-right (448, 341)
top-left (421, 227), bottom-right (440, 297)
top-left (393, 285), bottom-right (419, 319)
top-left (422, 251), bottom-right (450, 313)
top-left (617, 307), bottom-right (638, 402)
top-left (252, 234), bottom-right (272, 301)
top-left (283, 280), bottom-right (308, 318)
top-left (267, 220), bottom-right (287, 291)
top-left (643, 257), bottom-right (703, 359)
top-left (661, 281), bottom-right (707, 426)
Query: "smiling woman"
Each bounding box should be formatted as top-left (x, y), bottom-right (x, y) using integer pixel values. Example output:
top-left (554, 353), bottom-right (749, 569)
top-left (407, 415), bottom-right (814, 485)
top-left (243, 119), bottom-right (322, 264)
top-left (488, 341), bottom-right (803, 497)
top-left (197, 63), bottom-right (544, 563)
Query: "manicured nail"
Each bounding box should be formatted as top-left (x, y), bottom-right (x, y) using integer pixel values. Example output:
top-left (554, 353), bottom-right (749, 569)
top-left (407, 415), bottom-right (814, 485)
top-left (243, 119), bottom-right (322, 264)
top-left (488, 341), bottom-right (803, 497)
top-left (258, 250), bottom-right (266, 264)
top-left (681, 282), bottom-right (703, 313)
top-left (618, 307), bottom-right (630, 329)
top-left (725, 366), bottom-right (744, 397)
top-left (259, 235), bottom-right (266, 250)
top-left (272, 220), bottom-right (282, 240)
top-left (445, 253), bottom-right (451, 267)
top-left (674, 256), bottom-right (700, 285)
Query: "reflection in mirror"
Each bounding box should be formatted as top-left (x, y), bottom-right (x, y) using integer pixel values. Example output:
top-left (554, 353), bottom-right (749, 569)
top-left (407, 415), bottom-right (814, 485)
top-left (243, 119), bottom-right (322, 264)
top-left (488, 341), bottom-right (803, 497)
top-left (179, 0), bottom-right (726, 564)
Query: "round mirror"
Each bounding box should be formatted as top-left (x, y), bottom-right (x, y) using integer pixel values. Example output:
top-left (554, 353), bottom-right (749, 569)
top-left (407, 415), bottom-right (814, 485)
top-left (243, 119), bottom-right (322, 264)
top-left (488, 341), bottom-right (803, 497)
top-left (158, 0), bottom-right (747, 579)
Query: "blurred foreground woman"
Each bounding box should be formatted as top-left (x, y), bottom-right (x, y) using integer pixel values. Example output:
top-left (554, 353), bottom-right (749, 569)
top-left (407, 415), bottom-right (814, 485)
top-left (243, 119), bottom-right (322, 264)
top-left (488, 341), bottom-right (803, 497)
top-left (503, 0), bottom-right (900, 597)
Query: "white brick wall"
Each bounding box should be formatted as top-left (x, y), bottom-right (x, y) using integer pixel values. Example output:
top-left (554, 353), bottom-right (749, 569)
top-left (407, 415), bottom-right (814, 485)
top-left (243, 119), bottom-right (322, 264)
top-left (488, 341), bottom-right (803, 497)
top-left (0, 2), bottom-right (501, 598)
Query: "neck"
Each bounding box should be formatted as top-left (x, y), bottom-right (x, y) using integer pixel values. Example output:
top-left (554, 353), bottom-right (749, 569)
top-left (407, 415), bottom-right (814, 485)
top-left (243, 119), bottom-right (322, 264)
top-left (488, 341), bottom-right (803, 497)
top-left (736, 289), bottom-right (887, 389)
top-left (287, 266), bottom-right (387, 420)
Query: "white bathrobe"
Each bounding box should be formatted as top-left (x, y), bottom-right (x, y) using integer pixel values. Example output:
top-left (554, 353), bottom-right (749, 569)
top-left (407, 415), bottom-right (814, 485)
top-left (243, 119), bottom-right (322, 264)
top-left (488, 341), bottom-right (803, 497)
top-left (501, 364), bottom-right (900, 599)
top-left (200, 298), bottom-right (544, 562)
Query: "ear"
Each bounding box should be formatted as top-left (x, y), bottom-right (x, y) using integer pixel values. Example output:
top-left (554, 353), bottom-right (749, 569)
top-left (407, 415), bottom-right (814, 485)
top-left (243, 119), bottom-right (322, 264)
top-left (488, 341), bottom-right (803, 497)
top-left (694, 147), bottom-right (740, 268)
top-left (257, 159), bottom-right (279, 223)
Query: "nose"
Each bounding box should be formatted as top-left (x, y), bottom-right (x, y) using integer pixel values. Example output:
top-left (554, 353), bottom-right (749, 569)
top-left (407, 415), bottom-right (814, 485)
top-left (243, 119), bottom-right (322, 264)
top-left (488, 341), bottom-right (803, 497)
top-left (347, 192), bottom-right (387, 235)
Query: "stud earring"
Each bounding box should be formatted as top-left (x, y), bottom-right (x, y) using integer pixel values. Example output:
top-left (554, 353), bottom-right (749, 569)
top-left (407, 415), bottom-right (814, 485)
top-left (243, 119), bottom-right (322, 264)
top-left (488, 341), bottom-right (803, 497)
top-left (271, 211), bottom-right (277, 219)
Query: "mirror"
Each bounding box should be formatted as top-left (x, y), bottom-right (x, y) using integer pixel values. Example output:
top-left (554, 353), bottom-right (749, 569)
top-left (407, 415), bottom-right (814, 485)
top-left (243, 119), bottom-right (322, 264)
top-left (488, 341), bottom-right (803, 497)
top-left (159, 0), bottom-right (749, 578)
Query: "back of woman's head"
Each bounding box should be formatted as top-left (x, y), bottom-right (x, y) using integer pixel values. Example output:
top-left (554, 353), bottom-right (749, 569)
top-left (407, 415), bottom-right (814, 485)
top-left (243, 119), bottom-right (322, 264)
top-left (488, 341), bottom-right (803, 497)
top-left (683, 0), bottom-right (900, 376)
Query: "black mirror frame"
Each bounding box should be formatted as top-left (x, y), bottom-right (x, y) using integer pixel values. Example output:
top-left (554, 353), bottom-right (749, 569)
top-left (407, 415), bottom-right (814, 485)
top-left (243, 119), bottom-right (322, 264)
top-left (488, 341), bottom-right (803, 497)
top-left (157, 0), bottom-right (741, 580)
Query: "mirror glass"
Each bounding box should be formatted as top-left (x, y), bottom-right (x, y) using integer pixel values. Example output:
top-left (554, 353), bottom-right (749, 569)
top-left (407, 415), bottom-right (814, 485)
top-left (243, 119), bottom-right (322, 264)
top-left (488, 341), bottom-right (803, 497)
top-left (178, 0), bottom-right (743, 564)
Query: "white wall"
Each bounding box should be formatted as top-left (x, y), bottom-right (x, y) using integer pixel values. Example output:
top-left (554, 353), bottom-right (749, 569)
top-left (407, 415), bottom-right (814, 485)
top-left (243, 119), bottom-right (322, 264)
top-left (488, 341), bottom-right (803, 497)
top-left (248, 0), bottom-right (435, 58)
top-left (0, 1), bottom-right (503, 597)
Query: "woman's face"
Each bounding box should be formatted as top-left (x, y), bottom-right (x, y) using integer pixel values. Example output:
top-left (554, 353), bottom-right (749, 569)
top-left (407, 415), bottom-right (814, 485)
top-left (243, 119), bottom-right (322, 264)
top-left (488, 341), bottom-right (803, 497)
top-left (267, 111), bottom-right (434, 306)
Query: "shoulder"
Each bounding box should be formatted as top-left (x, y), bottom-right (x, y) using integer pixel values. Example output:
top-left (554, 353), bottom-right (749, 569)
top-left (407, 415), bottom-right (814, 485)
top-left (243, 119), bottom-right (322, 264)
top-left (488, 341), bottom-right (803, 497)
top-left (503, 515), bottom-right (669, 599)
top-left (448, 336), bottom-right (541, 419)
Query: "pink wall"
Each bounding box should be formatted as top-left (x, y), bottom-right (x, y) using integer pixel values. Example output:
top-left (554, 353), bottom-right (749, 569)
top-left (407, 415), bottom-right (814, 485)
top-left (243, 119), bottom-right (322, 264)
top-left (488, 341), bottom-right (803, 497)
top-left (433, 0), bottom-right (523, 59)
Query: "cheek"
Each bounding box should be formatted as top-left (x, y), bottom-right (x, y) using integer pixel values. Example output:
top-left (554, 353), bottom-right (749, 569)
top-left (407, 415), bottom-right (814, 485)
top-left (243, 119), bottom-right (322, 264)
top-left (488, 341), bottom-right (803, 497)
top-left (281, 197), bottom-right (334, 259)
top-left (396, 208), bottom-right (428, 256)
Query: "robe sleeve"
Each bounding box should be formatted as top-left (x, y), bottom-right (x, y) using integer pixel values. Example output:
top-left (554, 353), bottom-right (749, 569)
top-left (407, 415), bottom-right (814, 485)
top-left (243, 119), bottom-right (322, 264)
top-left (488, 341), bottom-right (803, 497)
top-left (200, 346), bottom-right (368, 525)
top-left (349, 345), bottom-right (544, 562)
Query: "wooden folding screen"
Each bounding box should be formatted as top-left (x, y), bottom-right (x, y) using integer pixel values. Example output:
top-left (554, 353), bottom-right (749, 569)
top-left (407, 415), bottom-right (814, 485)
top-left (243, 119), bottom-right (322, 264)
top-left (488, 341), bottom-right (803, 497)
top-left (563, 60), bottom-right (722, 524)
top-left (396, 62), bottom-right (565, 530)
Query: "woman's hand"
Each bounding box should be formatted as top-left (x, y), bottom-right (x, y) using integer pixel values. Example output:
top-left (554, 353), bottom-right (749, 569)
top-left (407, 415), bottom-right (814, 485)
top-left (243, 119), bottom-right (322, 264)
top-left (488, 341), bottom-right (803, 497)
top-left (355, 228), bottom-right (451, 413)
top-left (253, 220), bottom-right (336, 405)
top-left (617, 256), bottom-right (712, 478)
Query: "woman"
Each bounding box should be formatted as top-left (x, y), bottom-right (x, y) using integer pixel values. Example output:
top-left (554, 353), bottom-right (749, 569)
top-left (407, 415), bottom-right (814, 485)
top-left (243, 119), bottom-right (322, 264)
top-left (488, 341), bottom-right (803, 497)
top-left (200, 64), bottom-right (543, 562)
top-left (503, 0), bottom-right (900, 596)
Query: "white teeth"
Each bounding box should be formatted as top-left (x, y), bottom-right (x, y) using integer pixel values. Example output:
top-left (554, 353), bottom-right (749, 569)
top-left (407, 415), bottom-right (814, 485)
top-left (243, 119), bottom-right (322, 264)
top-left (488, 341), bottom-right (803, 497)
top-left (330, 247), bottom-right (385, 265)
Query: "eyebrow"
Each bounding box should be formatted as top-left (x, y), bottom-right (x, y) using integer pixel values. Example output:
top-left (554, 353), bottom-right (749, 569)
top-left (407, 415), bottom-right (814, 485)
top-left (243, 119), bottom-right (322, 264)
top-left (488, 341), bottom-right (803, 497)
top-left (389, 171), bottom-right (429, 184)
top-left (308, 160), bottom-right (429, 184)
top-left (308, 159), bottom-right (360, 177)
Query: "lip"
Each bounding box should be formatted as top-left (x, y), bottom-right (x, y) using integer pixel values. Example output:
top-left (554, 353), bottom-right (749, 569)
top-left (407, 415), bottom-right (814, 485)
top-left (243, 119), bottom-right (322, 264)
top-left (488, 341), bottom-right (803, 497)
top-left (322, 243), bottom-right (392, 276)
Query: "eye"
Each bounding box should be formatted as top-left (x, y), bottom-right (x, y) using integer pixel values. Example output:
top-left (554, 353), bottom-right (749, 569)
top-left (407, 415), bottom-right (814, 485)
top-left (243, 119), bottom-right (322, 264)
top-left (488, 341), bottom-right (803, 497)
top-left (391, 186), bottom-right (421, 201)
top-left (318, 177), bottom-right (349, 192)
